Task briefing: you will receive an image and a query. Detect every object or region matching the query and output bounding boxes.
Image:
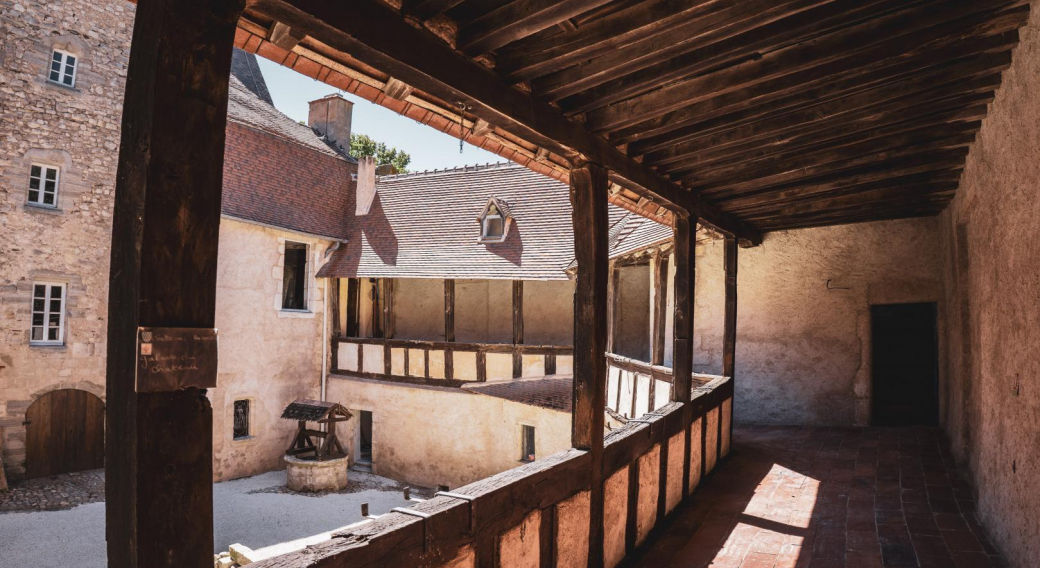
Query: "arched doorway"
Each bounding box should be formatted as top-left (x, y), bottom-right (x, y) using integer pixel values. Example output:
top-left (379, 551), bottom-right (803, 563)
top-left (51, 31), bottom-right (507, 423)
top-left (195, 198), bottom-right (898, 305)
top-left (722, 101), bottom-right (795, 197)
top-left (24, 389), bottom-right (105, 479)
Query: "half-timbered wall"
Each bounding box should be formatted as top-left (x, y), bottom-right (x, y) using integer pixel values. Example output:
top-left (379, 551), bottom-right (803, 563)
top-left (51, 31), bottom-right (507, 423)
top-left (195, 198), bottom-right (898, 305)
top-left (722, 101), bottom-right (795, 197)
top-left (392, 278), bottom-right (446, 341)
top-left (938, 7), bottom-right (1040, 565)
top-left (613, 265), bottom-right (651, 361)
top-left (522, 279), bottom-right (575, 345)
top-left (456, 279), bottom-right (513, 344)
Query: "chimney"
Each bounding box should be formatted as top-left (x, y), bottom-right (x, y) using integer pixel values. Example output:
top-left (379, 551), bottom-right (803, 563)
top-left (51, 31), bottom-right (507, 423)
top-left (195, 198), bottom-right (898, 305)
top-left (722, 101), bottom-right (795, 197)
top-left (308, 94), bottom-right (353, 152)
top-left (356, 156), bottom-right (377, 216)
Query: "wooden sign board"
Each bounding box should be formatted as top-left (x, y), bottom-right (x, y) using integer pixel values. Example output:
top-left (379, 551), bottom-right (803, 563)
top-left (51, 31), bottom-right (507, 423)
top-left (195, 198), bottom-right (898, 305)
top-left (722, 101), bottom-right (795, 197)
top-left (136, 327), bottom-right (218, 392)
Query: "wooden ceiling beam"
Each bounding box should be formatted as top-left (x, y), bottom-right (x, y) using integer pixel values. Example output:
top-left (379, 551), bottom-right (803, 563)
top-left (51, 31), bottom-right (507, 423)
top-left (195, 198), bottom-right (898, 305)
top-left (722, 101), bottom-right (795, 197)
top-left (590, 1), bottom-right (1026, 134)
top-left (585, 0), bottom-right (977, 133)
top-left (639, 73), bottom-right (1002, 166)
top-left (725, 172), bottom-right (963, 215)
top-left (658, 104), bottom-right (989, 178)
top-left (741, 182), bottom-right (959, 222)
top-left (530, 0), bottom-right (830, 101)
top-left (251, 0), bottom-right (763, 244)
top-left (456, 0), bottom-right (616, 56)
top-left (689, 132), bottom-right (976, 195)
top-left (617, 29), bottom-right (1018, 152)
top-left (401, 0), bottom-right (466, 22)
top-left (556, 0), bottom-right (902, 114)
top-left (495, 0), bottom-right (718, 83)
top-left (756, 203), bottom-right (948, 231)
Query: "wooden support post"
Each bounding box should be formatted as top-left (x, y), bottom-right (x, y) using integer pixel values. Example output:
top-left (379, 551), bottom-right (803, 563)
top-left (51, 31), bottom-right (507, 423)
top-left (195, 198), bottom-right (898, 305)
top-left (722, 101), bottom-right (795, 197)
top-left (671, 213), bottom-right (696, 499)
top-left (383, 279), bottom-right (394, 375)
top-left (607, 263), bottom-right (620, 353)
top-left (650, 249), bottom-right (669, 366)
top-left (569, 163), bottom-right (609, 568)
top-left (105, 0), bottom-right (243, 566)
top-left (513, 280), bottom-right (524, 378)
top-left (330, 277), bottom-right (341, 372)
top-left (723, 234), bottom-right (738, 449)
top-left (444, 279), bottom-right (455, 380)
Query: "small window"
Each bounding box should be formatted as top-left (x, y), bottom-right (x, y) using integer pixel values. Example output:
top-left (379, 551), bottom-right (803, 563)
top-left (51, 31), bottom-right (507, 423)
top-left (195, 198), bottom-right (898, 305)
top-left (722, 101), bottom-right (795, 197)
top-left (31, 283), bottom-right (65, 345)
top-left (28, 164), bottom-right (60, 207)
top-left (521, 425), bottom-right (536, 462)
top-left (483, 204), bottom-right (504, 239)
top-left (281, 242), bottom-right (308, 311)
top-left (233, 400), bottom-right (250, 439)
top-left (48, 50), bottom-right (77, 87)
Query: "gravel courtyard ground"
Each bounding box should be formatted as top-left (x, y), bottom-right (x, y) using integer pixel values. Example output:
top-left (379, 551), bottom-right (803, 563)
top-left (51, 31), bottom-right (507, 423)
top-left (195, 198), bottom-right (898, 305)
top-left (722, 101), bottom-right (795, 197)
top-left (0, 468), bottom-right (428, 568)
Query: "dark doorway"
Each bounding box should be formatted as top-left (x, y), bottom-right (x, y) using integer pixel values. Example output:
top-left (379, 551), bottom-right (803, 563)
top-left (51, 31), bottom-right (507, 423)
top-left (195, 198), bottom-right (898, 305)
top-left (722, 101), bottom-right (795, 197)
top-left (871, 303), bottom-right (939, 426)
top-left (359, 410), bottom-right (373, 463)
top-left (24, 389), bottom-right (105, 479)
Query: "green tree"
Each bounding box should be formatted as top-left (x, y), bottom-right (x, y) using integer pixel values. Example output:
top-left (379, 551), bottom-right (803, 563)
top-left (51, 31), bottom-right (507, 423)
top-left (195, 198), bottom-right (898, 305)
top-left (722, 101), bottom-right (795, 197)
top-left (350, 133), bottom-right (411, 173)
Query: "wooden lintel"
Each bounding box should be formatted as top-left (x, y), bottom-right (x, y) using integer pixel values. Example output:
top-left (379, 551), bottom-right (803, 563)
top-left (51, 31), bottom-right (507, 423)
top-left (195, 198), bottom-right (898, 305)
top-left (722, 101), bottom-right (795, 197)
top-left (384, 76), bottom-right (414, 101)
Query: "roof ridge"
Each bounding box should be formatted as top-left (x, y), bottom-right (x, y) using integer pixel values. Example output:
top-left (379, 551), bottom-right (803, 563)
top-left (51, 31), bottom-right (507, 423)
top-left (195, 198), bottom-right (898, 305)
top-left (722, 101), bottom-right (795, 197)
top-left (376, 160), bottom-right (518, 181)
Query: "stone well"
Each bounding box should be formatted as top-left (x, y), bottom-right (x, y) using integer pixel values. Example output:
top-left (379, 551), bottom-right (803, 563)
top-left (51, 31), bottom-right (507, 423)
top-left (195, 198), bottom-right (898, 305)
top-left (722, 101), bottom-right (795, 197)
top-left (284, 455), bottom-right (349, 492)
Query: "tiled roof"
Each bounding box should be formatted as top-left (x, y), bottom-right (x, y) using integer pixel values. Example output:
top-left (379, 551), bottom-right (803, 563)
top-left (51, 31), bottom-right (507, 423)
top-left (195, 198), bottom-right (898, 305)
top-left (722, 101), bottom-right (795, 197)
top-left (316, 162), bottom-right (669, 280)
top-left (463, 376), bottom-right (574, 412)
top-left (230, 48), bottom-right (273, 105)
top-left (221, 51), bottom-right (355, 241)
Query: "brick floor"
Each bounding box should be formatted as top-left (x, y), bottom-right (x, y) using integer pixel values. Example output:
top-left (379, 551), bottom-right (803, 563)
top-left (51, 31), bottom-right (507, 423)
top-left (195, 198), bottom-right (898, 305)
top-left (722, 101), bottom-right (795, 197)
top-left (630, 426), bottom-right (1006, 568)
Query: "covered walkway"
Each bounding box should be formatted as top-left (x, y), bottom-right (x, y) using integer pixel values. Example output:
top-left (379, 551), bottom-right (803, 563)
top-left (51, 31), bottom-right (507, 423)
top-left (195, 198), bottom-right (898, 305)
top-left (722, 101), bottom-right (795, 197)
top-left (632, 427), bottom-right (1004, 568)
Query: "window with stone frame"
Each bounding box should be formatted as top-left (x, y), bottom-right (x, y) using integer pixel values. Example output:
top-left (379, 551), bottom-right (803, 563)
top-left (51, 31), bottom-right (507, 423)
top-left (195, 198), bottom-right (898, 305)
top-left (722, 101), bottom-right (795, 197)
top-left (48, 49), bottom-right (78, 87)
top-left (233, 400), bottom-right (250, 440)
top-left (281, 242), bottom-right (308, 311)
top-left (520, 424), bottom-right (536, 462)
top-left (31, 283), bottom-right (66, 345)
top-left (478, 198), bottom-right (512, 243)
top-left (28, 164), bottom-right (60, 208)
top-left (483, 204), bottom-right (505, 239)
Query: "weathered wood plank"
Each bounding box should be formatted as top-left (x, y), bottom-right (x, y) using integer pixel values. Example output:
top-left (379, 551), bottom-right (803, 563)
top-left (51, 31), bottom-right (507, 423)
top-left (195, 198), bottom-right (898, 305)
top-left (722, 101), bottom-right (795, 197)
top-left (670, 214), bottom-right (694, 406)
top-left (457, 0), bottom-right (615, 56)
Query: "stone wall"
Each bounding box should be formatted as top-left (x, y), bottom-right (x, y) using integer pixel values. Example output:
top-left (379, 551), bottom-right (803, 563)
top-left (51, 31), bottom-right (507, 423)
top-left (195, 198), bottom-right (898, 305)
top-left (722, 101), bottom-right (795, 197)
top-left (936, 7), bottom-right (1040, 566)
top-left (0, 0), bottom-right (134, 480)
top-left (210, 219), bottom-right (329, 482)
top-left (698, 219), bottom-right (944, 425)
top-left (327, 375), bottom-right (573, 488)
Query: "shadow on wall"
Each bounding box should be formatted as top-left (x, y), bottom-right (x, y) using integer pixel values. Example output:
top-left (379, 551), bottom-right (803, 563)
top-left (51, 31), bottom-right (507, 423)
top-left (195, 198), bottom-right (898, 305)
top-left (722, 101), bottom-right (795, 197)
top-left (484, 222), bottom-right (524, 266)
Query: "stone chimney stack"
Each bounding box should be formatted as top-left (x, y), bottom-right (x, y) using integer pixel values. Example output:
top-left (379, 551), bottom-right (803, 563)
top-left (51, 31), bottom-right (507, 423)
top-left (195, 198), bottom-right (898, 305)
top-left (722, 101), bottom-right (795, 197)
top-left (356, 157), bottom-right (377, 216)
top-left (308, 94), bottom-right (353, 153)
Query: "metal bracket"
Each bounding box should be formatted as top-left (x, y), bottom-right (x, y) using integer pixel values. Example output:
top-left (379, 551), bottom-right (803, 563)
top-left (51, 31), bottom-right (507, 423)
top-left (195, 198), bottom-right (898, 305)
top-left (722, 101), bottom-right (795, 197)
top-left (392, 507), bottom-right (433, 553)
top-left (436, 491), bottom-right (477, 534)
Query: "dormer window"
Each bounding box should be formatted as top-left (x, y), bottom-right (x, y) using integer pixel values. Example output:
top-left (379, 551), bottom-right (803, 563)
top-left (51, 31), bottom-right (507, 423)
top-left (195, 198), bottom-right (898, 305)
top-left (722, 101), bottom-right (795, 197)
top-left (477, 197), bottom-right (513, 243)
top-left (48, 50), bottom-right (77, 87)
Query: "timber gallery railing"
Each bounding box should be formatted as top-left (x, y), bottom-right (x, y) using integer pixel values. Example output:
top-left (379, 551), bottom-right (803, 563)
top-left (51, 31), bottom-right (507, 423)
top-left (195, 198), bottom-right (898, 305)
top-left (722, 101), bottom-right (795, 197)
top-left (251, 375), bottom-right (733, 568)
top-left (605, 352), bottom-right (723, 420)
top-left (333, 336), bottom-right (574, 386)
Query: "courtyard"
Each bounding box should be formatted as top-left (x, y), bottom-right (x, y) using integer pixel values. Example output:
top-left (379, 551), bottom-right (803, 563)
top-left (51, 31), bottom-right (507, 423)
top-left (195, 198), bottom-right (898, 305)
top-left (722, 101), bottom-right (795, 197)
top-left (0, 468), bottom-right (427, 568)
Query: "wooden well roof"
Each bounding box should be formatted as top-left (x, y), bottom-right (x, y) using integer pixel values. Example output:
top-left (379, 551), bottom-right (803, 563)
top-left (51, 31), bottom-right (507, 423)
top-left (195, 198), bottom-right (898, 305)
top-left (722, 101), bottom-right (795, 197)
top-left (239, 0), bottom-right (1029, 240)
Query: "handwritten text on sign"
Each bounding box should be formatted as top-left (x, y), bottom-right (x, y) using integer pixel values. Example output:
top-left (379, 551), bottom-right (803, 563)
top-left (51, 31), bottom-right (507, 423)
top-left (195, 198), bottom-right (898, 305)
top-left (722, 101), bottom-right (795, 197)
top-left (136, 327), bottom-right (218, 392)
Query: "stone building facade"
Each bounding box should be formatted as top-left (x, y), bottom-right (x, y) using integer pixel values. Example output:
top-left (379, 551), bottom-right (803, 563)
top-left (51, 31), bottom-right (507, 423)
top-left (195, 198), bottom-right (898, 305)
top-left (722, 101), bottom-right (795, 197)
top-left (0, 0), bottom-right (355, 482)
top-left (0, 0), bottom-right (135, 481)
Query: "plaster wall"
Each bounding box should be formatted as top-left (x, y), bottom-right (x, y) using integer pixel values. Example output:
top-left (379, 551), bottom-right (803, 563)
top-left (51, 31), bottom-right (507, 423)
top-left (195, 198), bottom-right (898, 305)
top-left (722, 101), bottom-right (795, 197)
top-left (209, 219), bottom-right (327, 481)
top-left (392, 278), bottom-right (445, 340)
top-left (660, 219), bottom-right (943, 426)
top-left (0, 0), bottom-right (134, 480)
top-left (523, 279), bottom-right (574, 345)
top-left (326, 375), bottom-right (573, 488)
top-left (615, 264), bottom-right (651, 361)
top-left (455, 279), bottom-right (513, 343)
top-left (935, 8), bottom-right (1040, 565)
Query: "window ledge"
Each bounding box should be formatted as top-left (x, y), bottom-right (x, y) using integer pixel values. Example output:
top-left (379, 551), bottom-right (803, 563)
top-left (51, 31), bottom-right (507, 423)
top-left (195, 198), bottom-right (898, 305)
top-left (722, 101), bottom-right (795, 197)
top-left (29, 343), bottom-right (66, 350)
top-left (477, 237), bottom-right (507, 244)
top-left (23, 203), bottom-right (63, 215)
top-left (232, 435), bottom-right (256, 444)
top-left (44, 79), bottom-right (79, 91)
top-left (278, 308), bottom-right (315, 319)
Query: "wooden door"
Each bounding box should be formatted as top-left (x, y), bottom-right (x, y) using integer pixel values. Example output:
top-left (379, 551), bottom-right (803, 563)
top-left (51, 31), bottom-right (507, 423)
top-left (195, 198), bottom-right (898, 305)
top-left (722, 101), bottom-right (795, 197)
top-left (24, 389), bottom-right (105, 479)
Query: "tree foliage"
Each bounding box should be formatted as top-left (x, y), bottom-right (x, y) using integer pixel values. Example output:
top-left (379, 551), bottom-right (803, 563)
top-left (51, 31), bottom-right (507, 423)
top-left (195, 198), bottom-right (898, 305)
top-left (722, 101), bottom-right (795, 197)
top-left (350, 133), bottom-right (411, 173)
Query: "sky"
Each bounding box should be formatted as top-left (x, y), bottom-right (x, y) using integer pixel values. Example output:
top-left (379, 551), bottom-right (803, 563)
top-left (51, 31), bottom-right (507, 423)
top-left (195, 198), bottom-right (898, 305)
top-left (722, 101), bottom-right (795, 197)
top-left (256, 58), bottom-right (503, 172)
